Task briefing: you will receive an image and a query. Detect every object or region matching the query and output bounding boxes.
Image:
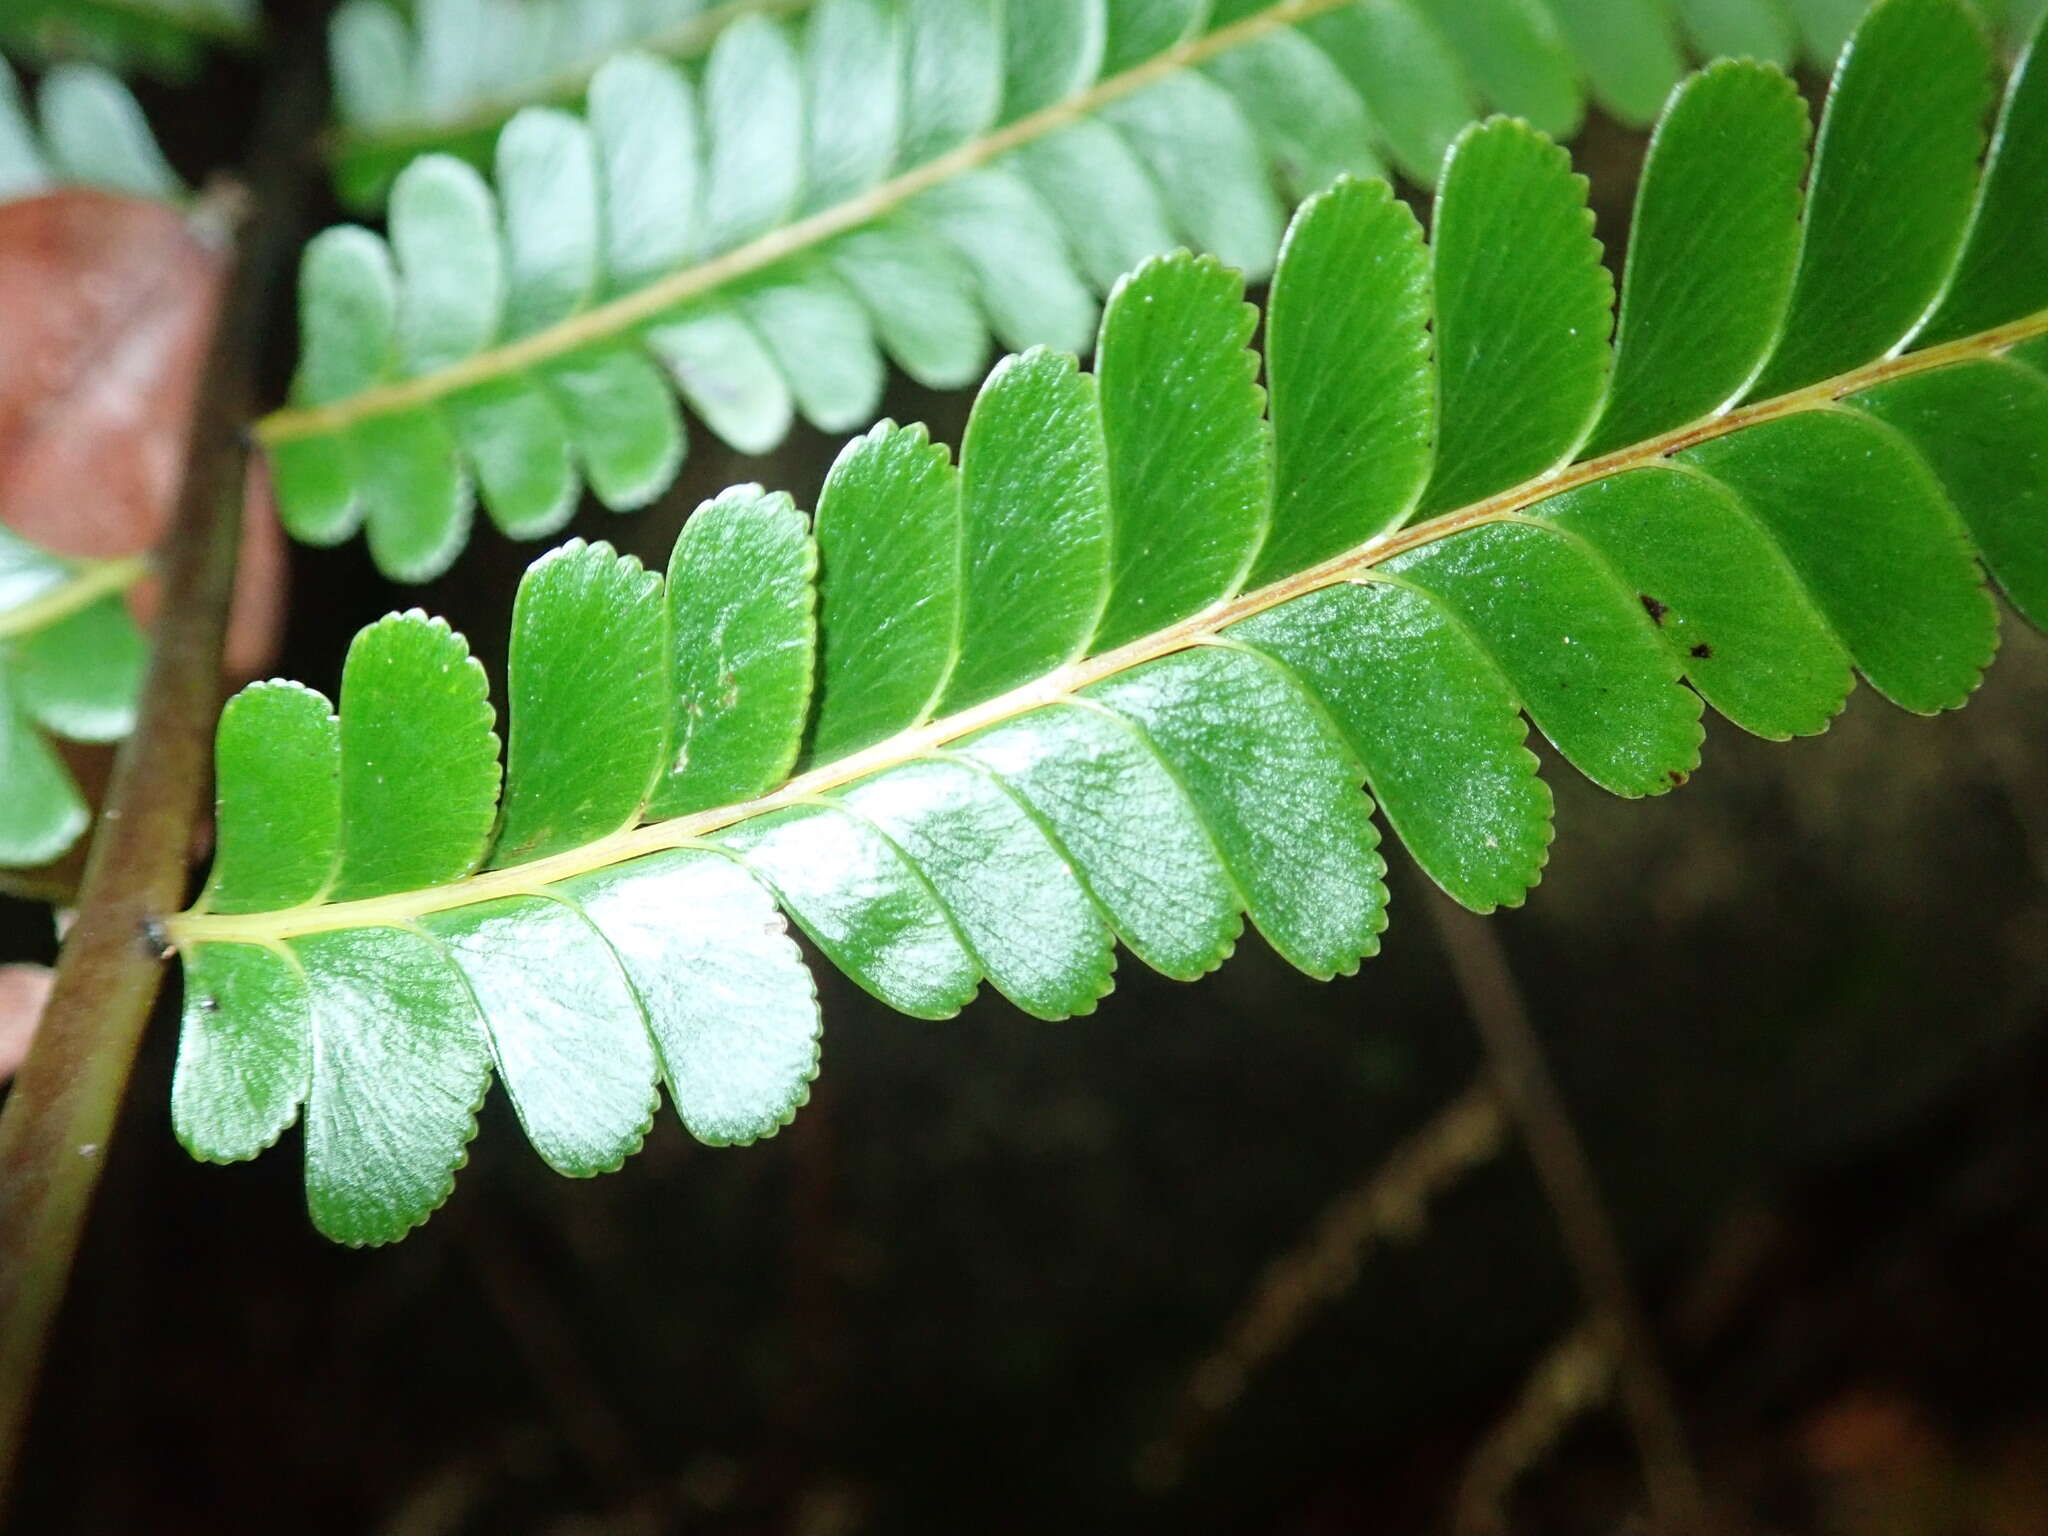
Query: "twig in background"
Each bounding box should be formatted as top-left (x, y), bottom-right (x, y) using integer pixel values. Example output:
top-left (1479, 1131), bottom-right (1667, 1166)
top-left (1134, 1079), bottom-right (1506, 1491)
top-left (449, 1199), bottom-right (646, 1509)
top-left (1422, 886), bottom-right (1711, 1535)
top-left (1451, 1315), bottom-right (1616, 1536)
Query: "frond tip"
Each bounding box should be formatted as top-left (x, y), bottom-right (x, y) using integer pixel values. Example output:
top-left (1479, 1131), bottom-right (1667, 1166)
top-left (178, 0), bottom-right (2048, 1244)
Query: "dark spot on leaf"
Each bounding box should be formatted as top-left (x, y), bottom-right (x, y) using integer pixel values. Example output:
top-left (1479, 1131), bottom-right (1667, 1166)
top-left (1639, 594), bottom-right (1668, 625)
top-left (1690, 642), bottom-right (1713, 659)
top-left (199, 994), bottom-right (219, 1013)
top-left (1667, 769), bottom-right (1689, 787)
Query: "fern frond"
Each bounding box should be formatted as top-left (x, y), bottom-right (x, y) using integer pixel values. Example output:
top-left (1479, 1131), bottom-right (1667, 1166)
top-left (0, 0), bottom-right (255, 77)
top-left (177, 0), bottom-right (2048, 1244)
top-left (0, 54), bottom-right (184, 201)
top-left (263, 0), bottom-right (2020, 583)
top-left (327, 0), bottom-right (2048, 207)
top-left (0, 531), bottom-right (149, 867)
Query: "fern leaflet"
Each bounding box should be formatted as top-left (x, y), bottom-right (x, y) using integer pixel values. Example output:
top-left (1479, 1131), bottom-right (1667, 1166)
top-left (175, 0), bottom-right (2048, 1244)
top-left (0, 54), bottom-right (183, 201)
top-left (0, 530), bottom-right (149, 867)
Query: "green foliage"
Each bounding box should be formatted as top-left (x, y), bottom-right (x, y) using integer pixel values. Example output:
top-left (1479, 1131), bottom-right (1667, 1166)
top-left (328, 0), bottom-right (792, 202)
top-left (0, 54), bottom-right (183, 201)
top-left (1585, 60), bottom-right (1809, 456)
top-left (328, 0), bottom-right (2048, 203)
top-left (1421, 116), bottom-right (1611, 515)
top-left (0, 0), bottom-right (254, 77)
top-left (1915, 19), bottom-right (2048, 343)
top-left (171, 0), bottom-right (2048, 1244)
top-left (267, 0), bottom-right (2015, 583)
top-left (1750, 0), bottom-right (1997, 395)
top-left (0, 531), bottom-right (148, 867)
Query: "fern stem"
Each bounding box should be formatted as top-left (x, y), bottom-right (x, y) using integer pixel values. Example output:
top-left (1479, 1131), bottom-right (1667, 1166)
top-left (184, 305), bottom-right (2048, 948)
top-left (1422, 888), bottom-right (1711, 1535)
top-left (0, 42), bottom-right (320, 1510)
top-left (0, 556), bottom-right (149, 642)
top-left (256, 0), bottom-right (1367, 447)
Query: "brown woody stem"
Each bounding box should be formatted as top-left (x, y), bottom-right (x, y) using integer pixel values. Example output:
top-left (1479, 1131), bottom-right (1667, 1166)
top-left (0, 45), bottom-right (320, 1511)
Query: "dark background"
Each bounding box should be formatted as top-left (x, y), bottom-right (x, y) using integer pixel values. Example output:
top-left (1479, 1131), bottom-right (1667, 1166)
top-left (5, 21), bottom-right (2048, 1534)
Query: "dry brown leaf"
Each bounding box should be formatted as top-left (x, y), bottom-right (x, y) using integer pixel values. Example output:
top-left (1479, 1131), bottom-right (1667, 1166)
top-left (0, 187), bottom-right (284, 676)
top-left (0, 963), bottom-right (55, 1084)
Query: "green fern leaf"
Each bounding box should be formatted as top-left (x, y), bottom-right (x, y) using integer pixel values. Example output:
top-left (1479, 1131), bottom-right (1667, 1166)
top-left (0, 54), bottom-right (183, 201)
top-left (177, 0), bottom-right (2048, 1245)
top-left (0, 0), bottom-right (254, 77)
top-left (0, 530), bottom-right (149, 867)
top-left (268, 0), bottom-right (2038, 583)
